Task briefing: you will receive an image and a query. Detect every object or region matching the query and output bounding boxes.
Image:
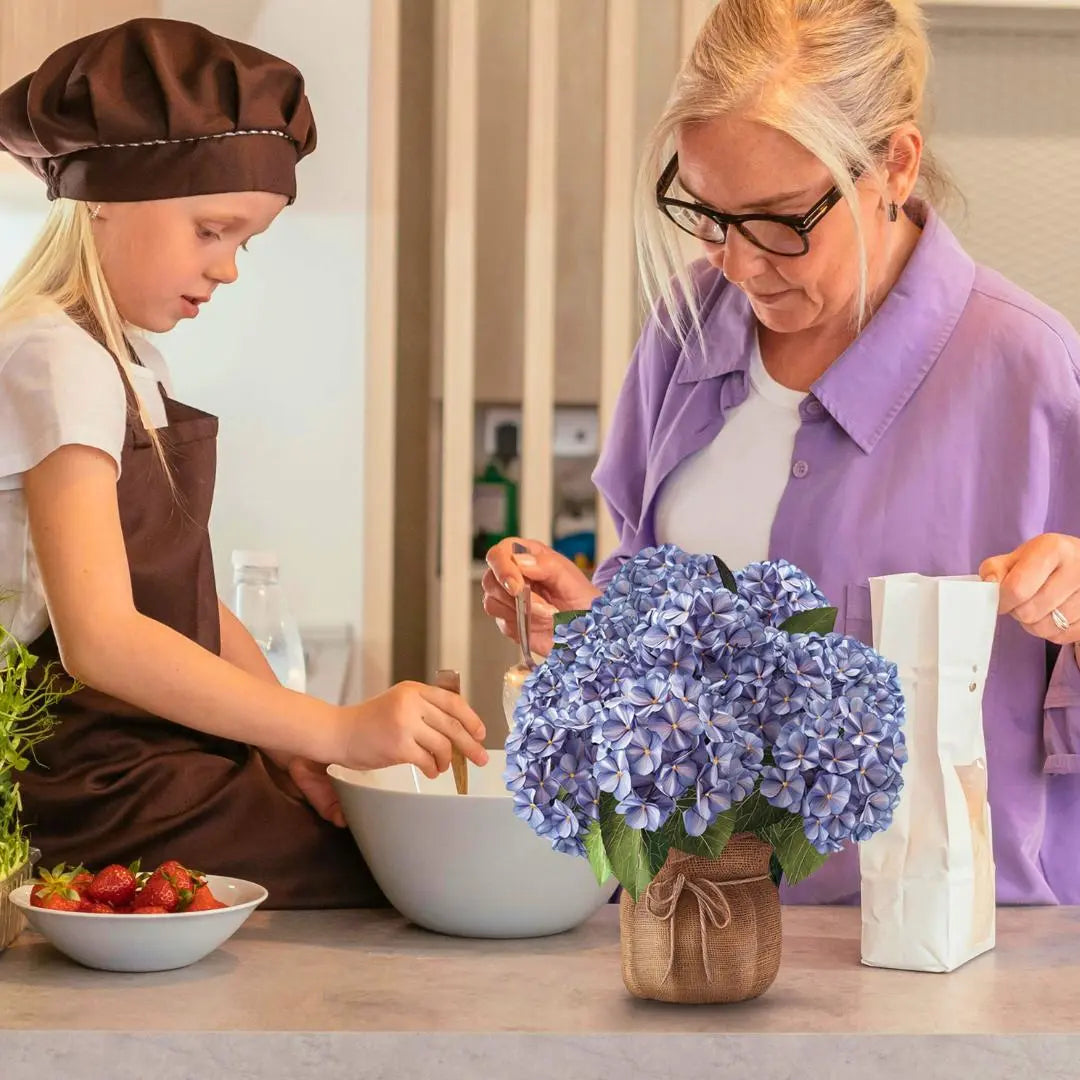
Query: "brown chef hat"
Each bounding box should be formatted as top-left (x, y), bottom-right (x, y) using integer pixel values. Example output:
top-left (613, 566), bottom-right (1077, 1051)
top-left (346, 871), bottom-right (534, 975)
top-left (0, 17), bottom-right (317, 204)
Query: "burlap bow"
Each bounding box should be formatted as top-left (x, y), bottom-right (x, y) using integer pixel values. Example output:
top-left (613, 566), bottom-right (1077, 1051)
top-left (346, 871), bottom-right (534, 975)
top-left (644, 871), bottom-right (769, 984)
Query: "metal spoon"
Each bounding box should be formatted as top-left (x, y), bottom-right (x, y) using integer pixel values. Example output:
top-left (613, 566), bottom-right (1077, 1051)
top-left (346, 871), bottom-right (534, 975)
top-left (512, 543), bottom-right (535, 670)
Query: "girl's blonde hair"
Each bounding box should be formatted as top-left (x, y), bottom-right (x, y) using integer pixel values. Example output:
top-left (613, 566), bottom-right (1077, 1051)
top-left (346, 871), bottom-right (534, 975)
top-left (0, 199), bottom-right (168, 467)
top-left (635, 0), bottom-right (951, 339)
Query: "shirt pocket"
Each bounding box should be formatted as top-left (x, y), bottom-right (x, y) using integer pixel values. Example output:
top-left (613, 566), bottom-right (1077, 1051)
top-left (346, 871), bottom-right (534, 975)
top-left (842, 582), bottom-right (873, 646)
top-left (1044, 644), bottom-right (1080, 774)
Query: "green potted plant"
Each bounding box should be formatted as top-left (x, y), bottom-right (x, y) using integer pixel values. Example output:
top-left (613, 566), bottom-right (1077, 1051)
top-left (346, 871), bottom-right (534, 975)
top-left (1, 614), bottom-right (74, 950)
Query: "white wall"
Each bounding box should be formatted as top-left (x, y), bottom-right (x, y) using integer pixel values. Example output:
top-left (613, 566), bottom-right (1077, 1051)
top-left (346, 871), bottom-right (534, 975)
top-left (161, 0), bottom-right (371, 632)
top-left (929, 13), bottom-right (1080, 334)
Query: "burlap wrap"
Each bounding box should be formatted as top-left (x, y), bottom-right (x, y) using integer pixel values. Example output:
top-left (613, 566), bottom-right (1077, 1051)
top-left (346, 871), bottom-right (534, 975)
top-left (619, 833), bottom-right (782, 1003)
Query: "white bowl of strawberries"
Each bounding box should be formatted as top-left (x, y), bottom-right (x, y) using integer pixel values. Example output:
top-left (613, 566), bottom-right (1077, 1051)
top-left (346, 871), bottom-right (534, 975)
top-left (9, 858), bottom-right (268, 972)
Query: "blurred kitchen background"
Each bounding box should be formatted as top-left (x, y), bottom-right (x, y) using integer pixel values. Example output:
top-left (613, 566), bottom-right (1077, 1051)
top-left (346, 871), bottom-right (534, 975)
top-left (1, 1), bottom-right (1077, 737)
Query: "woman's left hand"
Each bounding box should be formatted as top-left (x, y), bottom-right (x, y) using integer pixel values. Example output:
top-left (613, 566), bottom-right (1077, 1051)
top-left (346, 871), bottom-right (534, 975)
top-left (980, 533), bottom-right (1080, 644)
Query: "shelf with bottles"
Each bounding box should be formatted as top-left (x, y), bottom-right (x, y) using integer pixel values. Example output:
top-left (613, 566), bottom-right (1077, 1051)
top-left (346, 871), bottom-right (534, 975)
top-left (469, 404), bottom-right (601, 578)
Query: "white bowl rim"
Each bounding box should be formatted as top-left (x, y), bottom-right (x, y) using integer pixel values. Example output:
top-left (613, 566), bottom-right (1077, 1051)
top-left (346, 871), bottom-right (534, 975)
top-left (8, 873), bottom-right (268, 918)
top-left (327, 762), bottom-right (518, 801)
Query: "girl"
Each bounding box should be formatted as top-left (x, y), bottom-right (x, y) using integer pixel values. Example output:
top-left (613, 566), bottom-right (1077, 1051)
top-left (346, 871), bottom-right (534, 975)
top-left (0, 17), bottom-right (487, 908)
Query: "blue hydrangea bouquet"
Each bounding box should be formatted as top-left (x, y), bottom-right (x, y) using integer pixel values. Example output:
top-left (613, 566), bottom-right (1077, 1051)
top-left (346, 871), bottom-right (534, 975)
top-left (504, 545), bottom-right (907, 903)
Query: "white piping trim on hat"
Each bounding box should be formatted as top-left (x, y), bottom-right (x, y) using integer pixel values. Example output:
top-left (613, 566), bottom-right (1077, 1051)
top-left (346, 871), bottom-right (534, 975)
top-left (88, 128), bottom-right (297, 151)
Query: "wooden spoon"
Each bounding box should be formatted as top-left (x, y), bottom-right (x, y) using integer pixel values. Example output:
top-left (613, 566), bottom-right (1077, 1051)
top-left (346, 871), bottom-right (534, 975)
top-left (434, 668), bottom-right (468, 795)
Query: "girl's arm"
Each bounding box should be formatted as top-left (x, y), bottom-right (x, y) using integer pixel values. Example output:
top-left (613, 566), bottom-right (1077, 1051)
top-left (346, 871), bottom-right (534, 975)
top-left (217, 598), bottom-right (279, 684)
top-left (24, 444), bottom-right (487, 776)
top-left (217, 599), bottom-right (346, 825)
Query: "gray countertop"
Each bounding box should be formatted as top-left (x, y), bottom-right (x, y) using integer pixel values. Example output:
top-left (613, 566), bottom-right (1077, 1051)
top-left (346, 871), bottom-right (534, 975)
top-left (2, 905), bottom-right (1078, 1079)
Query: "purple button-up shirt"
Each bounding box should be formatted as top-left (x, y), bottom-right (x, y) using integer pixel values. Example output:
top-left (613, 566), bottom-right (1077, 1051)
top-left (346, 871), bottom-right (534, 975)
top-left (592, 207), bottom-right (1080, 905)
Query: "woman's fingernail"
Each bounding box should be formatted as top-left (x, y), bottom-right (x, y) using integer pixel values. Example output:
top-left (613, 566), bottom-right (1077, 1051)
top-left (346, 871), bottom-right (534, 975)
top-left (502, 578), bottom-right (519, 596)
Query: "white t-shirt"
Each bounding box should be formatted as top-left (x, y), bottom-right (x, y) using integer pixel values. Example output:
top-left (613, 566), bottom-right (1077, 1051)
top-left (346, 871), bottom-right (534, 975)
top-left (0, 308), bottom-right (172, 647)
top-left (654, 333), bottom-right (806, 570)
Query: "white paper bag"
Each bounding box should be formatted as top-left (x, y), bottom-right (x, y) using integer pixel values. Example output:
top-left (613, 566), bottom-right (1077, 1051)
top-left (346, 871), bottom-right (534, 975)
top-left (859, 574), bottom-right (999, 973)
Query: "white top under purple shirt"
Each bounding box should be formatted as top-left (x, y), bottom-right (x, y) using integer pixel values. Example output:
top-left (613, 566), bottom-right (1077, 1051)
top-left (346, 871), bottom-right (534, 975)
top-left (655, 329), bottom-right (804, 571)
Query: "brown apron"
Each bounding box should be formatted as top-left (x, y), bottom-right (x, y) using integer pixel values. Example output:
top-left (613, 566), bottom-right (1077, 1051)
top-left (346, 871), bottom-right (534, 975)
top-left (20, 371), bottom-right (385, 909)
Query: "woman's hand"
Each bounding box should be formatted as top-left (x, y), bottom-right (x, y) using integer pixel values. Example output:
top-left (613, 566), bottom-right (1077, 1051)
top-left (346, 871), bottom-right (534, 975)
top-left (980, 533), bottom-right (1080, 644)
top-left (481, 538), bottom-right (601, 656)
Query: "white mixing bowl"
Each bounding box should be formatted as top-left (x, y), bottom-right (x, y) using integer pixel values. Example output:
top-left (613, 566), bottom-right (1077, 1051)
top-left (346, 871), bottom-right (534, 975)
top-left (329, 751), bottom-right (616, 938)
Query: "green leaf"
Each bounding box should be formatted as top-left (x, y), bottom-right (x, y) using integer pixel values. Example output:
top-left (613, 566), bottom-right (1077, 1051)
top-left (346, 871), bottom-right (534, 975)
top-left (673, 806), bottom-right (736, 860)
top-left (763, 814), bottom-right (830, 886)
top-left (644, 827), bottom-right (673, 878)
top-left (769, 852), bottom-right (784, 887)
top-left (583, 820), bottom-right (613, 885)
top-left (598, 793), bottom-right (655, 901)
top-left (779, 606), bottom-right (838, 635)
top-left (711, 555), bottom-right (739, 595)
top-left (733, 791), bottom-right (788, 835)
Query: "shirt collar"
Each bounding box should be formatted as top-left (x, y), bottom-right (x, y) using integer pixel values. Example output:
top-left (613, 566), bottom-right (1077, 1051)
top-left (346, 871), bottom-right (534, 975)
top-left (675, 204), bottom-right (977, 454)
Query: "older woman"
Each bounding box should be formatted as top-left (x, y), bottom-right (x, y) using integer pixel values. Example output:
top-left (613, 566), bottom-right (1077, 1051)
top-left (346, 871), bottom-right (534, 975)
top-left (483, 0), bottom-right (1080, 905)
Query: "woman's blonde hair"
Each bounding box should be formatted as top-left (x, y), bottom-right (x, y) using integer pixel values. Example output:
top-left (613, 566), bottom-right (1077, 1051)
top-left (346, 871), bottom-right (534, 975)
top-left (636, 0), bottom-right (951, 340)
top-left (0, 199), bottom-right (168, 468)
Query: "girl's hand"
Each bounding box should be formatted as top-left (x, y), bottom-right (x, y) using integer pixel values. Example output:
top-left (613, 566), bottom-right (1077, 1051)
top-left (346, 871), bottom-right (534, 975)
top-left (284, 756), bottom-right (347, 827)
top-left (337, 681), bottom-right (488, 780)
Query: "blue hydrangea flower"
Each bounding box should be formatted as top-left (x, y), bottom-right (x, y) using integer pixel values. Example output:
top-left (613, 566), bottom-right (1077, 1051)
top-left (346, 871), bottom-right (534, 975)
top-left (623, 671), bottom-right (672, 715)
top-left (505, 543), bottom-right (905, 859)
top-left (616, 790), bottom-right (665, 831)
top-left (737, 559), bottom-right (829, 626)
top-left (646, 700), bottom-right (704, 750)
top-left (595, 750), bottom-right (633, 800)
top-left (759, 767), bottom-right (806, 810)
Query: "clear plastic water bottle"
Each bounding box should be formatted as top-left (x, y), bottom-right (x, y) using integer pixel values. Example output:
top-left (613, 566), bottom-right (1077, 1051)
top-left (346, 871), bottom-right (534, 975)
top-left (231, 550), bottom-right (307, 693)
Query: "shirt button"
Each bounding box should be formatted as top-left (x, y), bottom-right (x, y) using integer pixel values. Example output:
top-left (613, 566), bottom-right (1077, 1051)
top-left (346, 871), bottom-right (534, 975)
top-left (805, 399), bottom-right (824, 418)
top-left (792, 460), bottom-right (810, 479)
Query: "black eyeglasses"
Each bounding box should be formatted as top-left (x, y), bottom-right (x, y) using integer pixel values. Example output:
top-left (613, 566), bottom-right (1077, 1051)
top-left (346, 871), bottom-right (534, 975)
top-left (655, 153), bottom-right (847, 257)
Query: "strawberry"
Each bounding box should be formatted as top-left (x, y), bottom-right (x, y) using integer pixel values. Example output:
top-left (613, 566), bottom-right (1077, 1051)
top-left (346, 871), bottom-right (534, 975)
top-left (183, 884), bottom-right (226, 912)
top-left (88, 862), bottom-right (140, 907)
top-left (78, 900), bottom-right (115, 914)
top-left (69, 869), bottom-right (94, 896)
top-left (40, 891), bottom-right (81, 912)
top-left (130, 905), bottom-right (169, 915)
top-left (30, 864), bottom-right (80, 909)
top-left (155, 860), bottom-right (199, 894)
top-left (137, 872), bottom-right (180, 913)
